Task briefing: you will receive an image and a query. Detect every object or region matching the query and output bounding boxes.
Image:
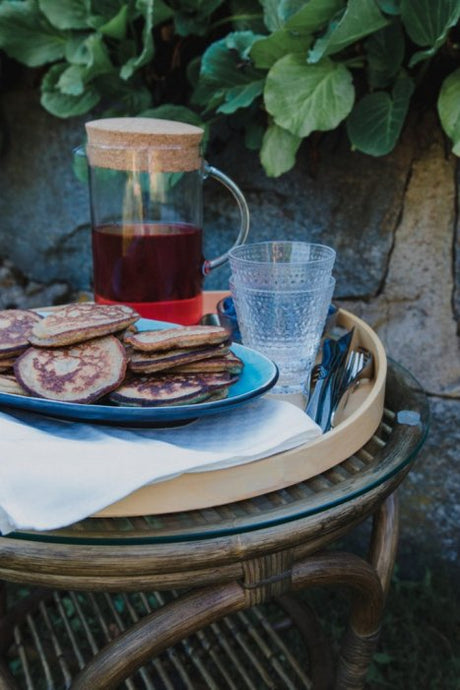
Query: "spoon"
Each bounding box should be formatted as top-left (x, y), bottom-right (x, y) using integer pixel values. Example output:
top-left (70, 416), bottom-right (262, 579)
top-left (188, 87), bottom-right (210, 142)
top-left (330, 348), bottom-right (374, 427)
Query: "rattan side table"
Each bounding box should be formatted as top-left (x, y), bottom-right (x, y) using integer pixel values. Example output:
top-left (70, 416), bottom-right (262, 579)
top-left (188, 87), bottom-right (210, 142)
top-left (0, 361), bottom-right (428, 690)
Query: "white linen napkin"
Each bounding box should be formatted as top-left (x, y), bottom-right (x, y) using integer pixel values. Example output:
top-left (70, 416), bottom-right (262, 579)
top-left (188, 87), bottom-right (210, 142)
top-left (0, 398), bottom-right (321, 534)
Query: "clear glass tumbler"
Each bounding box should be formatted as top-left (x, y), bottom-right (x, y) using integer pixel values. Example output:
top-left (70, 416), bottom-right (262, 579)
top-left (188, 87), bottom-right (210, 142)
top-left (230, 275), bottom-right (335, 395)
top-left (229, 241), bottom-right (336, 290)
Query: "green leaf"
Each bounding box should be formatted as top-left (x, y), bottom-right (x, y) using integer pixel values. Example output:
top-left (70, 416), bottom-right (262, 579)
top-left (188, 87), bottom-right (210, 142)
top-left (120, 0), bottom-right (154, 80)
top-left (264, 53), bottom-right (355, 137)
top-left (194, 32), bottom-right (265, 113)
top-left (259, 0), bottom-right (283, 31)
top-left (0, 0), bottom-right (66, 67)
top-left (401, 0), bottom-right (460, 48)
top-left (403, 0), bottom-right (460, 66)
top-left (57, 64), bottom-right (86, 95)
top-left (346, 73), bottom-right (414, 155)
top-left (38, 0), bottom-right (89, 30)
top-left (58, 34), bottom-right (113, 94)
top-left (308, 0), bottom-right (389, 63)
top-left (217, 79), bottom-right (264, 113)
top-left (438, 68), bottom-right (460, 156)
top-left (41, 64), bottom-right (101, 117)
top-left (376, 0), bottom-right (401, 13)
top-left (251, 29), bottom-right (312, 69)
top-left (98, 4), bottom-right (129, 39)
top-left (260, 122), bottom-right (301, 176)
top-left (365, 20), bottom-right (405, 88)
top-left (284, 0), bottom-right (345, 32)
top-left (173, 0), bottom-right (224, 36)
top-left (152, 0), bottom-right (174, 26)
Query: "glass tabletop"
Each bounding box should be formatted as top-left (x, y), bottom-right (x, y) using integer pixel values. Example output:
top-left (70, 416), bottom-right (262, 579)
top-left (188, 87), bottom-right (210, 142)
top-left (7, 360), bottom-right (429, 546)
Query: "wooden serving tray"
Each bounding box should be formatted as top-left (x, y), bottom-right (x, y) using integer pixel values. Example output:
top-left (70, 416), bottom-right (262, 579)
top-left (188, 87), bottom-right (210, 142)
top-left (94, 307), bottom-right (387, 517)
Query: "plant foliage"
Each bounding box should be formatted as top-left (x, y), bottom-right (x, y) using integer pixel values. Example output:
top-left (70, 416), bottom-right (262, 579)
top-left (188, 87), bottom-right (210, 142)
top-left (0, 0), bottom-right (459, 175)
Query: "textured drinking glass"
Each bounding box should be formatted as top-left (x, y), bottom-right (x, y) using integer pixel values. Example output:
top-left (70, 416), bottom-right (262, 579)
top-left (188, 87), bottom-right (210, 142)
top-left (230, 277), bottom-right (335, 395)
top-left (229, 241), bottom-right (336, 290)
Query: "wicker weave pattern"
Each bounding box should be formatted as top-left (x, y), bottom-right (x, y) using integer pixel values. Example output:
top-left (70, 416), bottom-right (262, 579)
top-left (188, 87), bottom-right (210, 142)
top-left (7, 589), bottom-right (314, 690)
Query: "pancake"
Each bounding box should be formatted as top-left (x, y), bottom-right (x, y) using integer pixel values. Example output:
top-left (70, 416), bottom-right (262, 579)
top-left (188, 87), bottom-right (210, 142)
top-left (29, 303), bottom-right (139, 347)
top-left (124, 325), bottom-right (229, 352)
top-left (14, 335), bottom-right (127, 403)
top-left (0, 357), bottom-right (16, 372)
top-left (109, 371), bottom-right (237, 407)
top-left (0, 374), bottom-right (29, 396)
top-left (128, 344), bottom-right (229, 374)
top-left (0, 309), bottom-right (42, 356)
top-left (168, 351), bottom-right (243, 374)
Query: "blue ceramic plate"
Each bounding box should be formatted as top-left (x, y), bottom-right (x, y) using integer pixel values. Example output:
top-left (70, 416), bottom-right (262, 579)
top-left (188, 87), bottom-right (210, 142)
top-left (0, 318), bottom-right (278, 426)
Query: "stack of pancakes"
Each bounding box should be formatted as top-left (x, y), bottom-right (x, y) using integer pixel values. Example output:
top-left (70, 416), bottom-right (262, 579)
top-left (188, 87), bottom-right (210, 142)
top-left (0, 304), bottom-right (243, 406)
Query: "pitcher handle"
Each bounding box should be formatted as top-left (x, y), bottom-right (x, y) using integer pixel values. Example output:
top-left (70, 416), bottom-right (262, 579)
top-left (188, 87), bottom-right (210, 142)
top-left (203, 163), bottom-right (250, 274)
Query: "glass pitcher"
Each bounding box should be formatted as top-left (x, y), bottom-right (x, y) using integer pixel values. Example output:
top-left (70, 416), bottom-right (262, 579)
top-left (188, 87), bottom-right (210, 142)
top-left (85, 117), bottom-right (250, 325)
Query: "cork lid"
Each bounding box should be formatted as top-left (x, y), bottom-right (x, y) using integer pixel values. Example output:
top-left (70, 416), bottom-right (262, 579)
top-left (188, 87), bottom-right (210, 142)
top-left (85, 117), bottom-right (204, 172)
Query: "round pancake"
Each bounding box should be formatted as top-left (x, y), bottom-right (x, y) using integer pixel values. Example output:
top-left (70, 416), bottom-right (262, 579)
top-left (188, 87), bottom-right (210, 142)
top-left (0, 357), bottom-right (16, 372)
top-left (124, 325), bottom-right (229, 352)
top-left (0, 309), bottom-right (42, 356)
top-left (128, 344), bottom-right (229, 374)
top-left (109, 372), bottom-right (236, 407)
top-left (0, 374), bottom-right (29, 396)
top-left (168, 351), bottom-right (243, 374)
top-left (29, 303), bottom-right (139, 347)
top-left (15, 335), bottom-right (127, 403)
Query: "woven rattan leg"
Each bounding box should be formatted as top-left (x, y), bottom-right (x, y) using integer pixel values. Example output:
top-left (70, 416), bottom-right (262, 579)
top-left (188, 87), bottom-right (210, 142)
top-left (71, 582), bottom-right (246, 689)
top-left (335, 493), bottom-right (400, 690)
top-left (278, 593), bottom-right (335, 689)
top-left (291, 551), bottom-right (384, 690)
top-left (369, 492), bottom-right (400, 598)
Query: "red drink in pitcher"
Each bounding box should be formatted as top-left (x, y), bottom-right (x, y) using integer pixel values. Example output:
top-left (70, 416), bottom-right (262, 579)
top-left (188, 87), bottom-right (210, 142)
top-left (92, 222), bottom-right (204, 324)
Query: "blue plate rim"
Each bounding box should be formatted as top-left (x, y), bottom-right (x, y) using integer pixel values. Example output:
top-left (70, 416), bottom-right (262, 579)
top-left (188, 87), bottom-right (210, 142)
top-left (0, 318), bottom-right (279, 424)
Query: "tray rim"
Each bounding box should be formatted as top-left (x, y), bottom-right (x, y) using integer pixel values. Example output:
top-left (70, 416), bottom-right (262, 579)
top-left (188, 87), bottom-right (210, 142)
top-left (93, 308), bottom-right (387, 518)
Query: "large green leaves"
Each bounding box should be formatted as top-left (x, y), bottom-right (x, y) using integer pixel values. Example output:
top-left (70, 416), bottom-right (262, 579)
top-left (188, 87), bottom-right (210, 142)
top-left (38, 0), bottom-right (88, 30)
top-left (194, 32), bottom-right (265, 114)
top-left (260, 122), bottom-right (301, 176)
top-left (346, 73), bottom-right (414, 155)
top-left (57, 34), bottom-right (113, 96)
top-left (401, 0), bottom-right (460, 67)
top-left (259, 0), bottom-right (284, 31)
top-left (284, 0), bottom-right (344, 32)
top-left (264, 54), bottom-right (355, 138)
top-left (438, 68), bottom-right (460, 156)
top-left (365, 20), bottom-right (405, 88)
top-left (41, 63), bottom-right (101, 117)
top-left (308, 0), bottom-right (389, 63)
top-left (250, 29), bottom-right (312, 69)
top-left (0, 0), bottom-right (66, 66)
top-left (171, 0), bottom-right (225, 36)
top-left (120, 0), bottom-right (155, 80)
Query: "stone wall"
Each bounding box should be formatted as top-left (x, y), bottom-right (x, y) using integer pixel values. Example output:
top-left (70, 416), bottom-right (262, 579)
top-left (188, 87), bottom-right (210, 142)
top-left (0, 87), bottom-right (459, 569)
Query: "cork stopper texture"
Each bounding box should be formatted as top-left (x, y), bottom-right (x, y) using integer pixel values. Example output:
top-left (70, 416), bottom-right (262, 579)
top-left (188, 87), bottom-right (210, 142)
top-left (85, 117), bottom-right (204, 172)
